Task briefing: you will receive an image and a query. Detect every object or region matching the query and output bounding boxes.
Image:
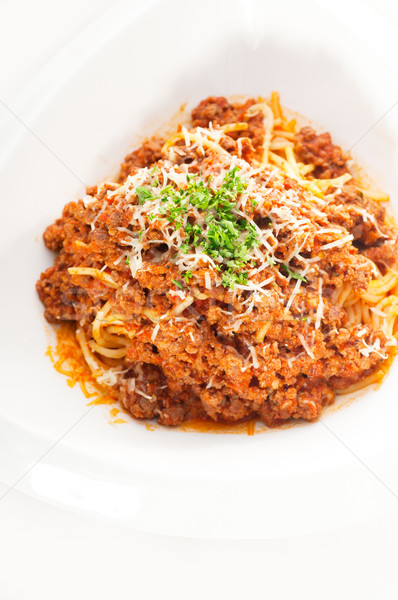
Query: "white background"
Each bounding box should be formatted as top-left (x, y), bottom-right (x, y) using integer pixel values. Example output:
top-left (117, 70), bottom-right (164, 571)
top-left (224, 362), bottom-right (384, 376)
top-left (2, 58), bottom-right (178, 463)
top-left (1, 1), bottom-right (398, 598)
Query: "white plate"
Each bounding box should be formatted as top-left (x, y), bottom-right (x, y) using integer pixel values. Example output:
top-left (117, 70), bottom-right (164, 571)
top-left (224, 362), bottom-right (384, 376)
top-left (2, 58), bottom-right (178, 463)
top-left (1, 0), bottom-right (398, 539)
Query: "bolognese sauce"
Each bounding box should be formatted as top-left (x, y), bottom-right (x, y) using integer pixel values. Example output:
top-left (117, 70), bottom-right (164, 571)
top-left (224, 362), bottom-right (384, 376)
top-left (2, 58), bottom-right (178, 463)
top-left (37, 93), bottom-right (398, 427)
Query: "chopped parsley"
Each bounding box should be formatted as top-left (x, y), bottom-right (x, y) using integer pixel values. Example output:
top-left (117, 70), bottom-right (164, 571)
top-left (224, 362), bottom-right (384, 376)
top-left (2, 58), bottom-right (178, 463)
top-left (281, 263), bottom-right (307, 282)
top-left (172, 279), bottom-right (184, 289)
top-left (183, 271), bottom-right (193, 282)
top-left (221, 270), bottom-right (248, 288)
top-left (125, 256), bottom-right (130, 265)
top-left (136, 186), bottom-right (155, 205)
top-left (135, 167), bottom-right (268, 289)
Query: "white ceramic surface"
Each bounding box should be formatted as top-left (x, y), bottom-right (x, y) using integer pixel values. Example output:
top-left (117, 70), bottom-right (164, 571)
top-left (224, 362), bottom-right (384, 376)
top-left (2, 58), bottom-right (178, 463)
top-left (1, 0), bottom-right (398, 540)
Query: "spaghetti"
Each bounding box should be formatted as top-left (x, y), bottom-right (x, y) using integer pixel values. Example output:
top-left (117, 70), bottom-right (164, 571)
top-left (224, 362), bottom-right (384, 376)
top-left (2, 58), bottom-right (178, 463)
top-left (37, 93), bottom-right (398, 427)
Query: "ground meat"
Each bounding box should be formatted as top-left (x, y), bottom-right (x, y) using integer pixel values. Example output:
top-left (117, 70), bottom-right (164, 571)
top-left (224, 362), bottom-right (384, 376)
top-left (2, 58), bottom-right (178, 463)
top-left (37, 95), bottom-right (395, 429)
top-left (43, 201), bottom-right (92, 253)
top-left (118, 137), bottom-right (164, 181)
top-left (36, 262), bottom-right (107, 323)
top-left (325, 187), bottom-right (391, 247)
top-left (118, 364), bottom-right (164, 420)
top-left (295, 126), bottom-right (348, 178)
top-left (192, 96), bottom-right (265, 152)
top-left (118, 364), bottom-right (203, 426)
top-left (258, 380), bottom-right (334, 426)
top-left (43, 218), bottom-right (66, 251)
top-left (200, 388), bottom-right (253, 422)
top-left (192, 96), bottom-right (237, 127)
top-left (363, 240), bottom-right (398, 272)
top-left (324, 249), bottom-right (373, 295)
top-left (112, 284), bottom-right (145, 319)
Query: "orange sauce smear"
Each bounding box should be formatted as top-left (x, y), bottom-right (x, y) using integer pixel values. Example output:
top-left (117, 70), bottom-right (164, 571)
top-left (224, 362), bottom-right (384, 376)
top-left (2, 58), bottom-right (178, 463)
top-left (46, 323), bottom-right (122, 424)
top-left (179, 418), bottom-right (266, 435)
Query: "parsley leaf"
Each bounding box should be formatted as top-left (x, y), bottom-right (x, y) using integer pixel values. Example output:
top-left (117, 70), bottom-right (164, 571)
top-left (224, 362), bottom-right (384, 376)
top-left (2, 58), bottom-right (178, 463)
top-left (281, 263), bottom-right (307, 282)
top-left (172, 279), bottom-right (184, 289)
top-left (183, 271), bottom-right (193, 282)
top-left (136, 187), bottom-right (155, 204)
top-left (221, 270), bottom-right (248, 289)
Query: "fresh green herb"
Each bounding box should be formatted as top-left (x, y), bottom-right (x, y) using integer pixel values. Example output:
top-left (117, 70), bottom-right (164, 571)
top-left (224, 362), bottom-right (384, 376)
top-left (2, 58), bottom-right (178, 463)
top-left (138, 230), bottom-right (144, 241)
top-left (183, 271), bottom-right (193, 282)
top-left (172, 279), bottom-right (184, 289)
top-left (135, 167), bottom-right (260, 289)
top-left (125, 256), bottom-right (130, 266)
top-left (281, 263), bottom-right (307, 282)
top-left (221, 270), bottom-right (248, 289)
top-left (150, 165), bottom-right (159, 174)
top-left (179, 169), bottom-right (255, 287)
top-left (153, 177), bottom-right (159, 187)
top-left (266, 255), bottom-right (276, 267)
top-left (136, 186), bottom-right (155, 204)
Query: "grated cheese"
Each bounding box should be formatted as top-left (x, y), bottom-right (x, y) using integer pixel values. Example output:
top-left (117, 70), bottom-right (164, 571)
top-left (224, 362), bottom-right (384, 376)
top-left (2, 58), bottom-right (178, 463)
top-left (359, 337), bottom-right (387, 359)
top-left (298, 333), bottom-right (315, 359)
top-left (96, 122), bottom-right (381, 360)
top-left (315, 279), bottom-right (324, 330)
top-left (128, 377), bottom-right (153, 400)
top-left (151, 323), bottom-right (160, 342)
top-left (320, 234), bottom-right (354, 250)
top-left (90, 200), bottom-right (107, 231)
top-left (169, 289), bottom-right (186, 300)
